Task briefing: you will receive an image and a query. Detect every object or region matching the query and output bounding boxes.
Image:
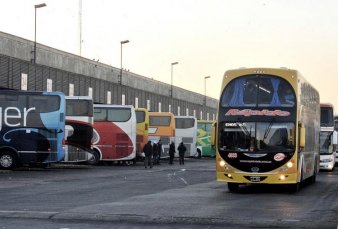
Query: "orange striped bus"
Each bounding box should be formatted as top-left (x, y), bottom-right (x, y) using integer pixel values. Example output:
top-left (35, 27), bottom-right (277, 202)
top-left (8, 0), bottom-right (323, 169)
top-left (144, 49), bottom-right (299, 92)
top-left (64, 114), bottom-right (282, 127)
top-left (148, 112), bottom-right (175, 157)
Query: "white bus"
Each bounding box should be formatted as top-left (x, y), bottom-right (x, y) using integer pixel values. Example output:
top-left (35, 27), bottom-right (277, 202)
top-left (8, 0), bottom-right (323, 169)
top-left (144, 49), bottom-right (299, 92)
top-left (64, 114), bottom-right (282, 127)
top-left (64, 96), bottom-right (94, 163)
top-left (319, 103), bottom-right (337, 171)
top-left (174, 116), bottom-right (197, 157)
top-left (335, 115), bottom-right (338, 164)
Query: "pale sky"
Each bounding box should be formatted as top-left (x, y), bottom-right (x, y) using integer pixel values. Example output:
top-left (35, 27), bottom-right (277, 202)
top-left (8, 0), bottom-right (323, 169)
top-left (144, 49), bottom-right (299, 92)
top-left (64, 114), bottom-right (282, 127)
top-left (1, 0), bottom-right (338, 110)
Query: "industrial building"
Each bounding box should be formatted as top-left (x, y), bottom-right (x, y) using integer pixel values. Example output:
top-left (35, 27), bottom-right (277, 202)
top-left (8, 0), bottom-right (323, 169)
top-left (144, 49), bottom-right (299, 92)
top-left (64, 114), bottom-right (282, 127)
top-left (0, 31), bottom-right (217, 120)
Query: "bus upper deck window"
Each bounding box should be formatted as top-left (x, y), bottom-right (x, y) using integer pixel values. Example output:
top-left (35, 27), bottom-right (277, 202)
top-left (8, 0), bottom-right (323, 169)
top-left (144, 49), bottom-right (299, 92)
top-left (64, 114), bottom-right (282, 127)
top-left (221, 75), bottom-right (295, 108)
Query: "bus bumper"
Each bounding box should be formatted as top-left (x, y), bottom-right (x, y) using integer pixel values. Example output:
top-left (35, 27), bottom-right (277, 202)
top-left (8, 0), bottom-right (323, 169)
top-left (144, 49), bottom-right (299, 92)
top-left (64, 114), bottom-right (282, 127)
top-left (216, 171), bottom-right (298, 184)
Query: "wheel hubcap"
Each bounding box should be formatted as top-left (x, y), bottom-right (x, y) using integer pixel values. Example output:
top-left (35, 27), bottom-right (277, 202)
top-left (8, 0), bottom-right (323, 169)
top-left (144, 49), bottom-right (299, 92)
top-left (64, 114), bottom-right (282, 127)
top-left (0, 155), bottom-right (13, 168)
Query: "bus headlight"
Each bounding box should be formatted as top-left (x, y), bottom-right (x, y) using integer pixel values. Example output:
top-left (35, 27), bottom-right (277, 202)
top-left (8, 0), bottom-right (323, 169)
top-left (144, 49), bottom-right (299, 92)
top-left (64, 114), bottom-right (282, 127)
top-left (279, 160), bottom-right (294, 172)
top-left (219, 160), bottom-right (226, 167)
top-left (279, 174), bottom-right (288, 180)
top-left (287, 161), bottom-right (293, 168)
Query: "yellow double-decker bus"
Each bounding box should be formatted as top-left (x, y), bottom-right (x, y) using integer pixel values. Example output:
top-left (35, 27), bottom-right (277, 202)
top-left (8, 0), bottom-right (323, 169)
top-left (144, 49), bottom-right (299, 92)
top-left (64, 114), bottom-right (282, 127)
top-left (215, 68), bottom-right (320, 192)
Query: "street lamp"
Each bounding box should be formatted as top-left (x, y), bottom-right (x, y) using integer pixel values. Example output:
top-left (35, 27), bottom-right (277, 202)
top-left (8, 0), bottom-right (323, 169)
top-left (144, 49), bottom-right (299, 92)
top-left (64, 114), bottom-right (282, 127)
top-left (170, 62), bottom-right (179, 97)
top-left (120, 40), bottom-right (129, 85)
top-left (204, 76), bottom-right (211, 119)
top-left (33, 3), bottom-right (47, 64)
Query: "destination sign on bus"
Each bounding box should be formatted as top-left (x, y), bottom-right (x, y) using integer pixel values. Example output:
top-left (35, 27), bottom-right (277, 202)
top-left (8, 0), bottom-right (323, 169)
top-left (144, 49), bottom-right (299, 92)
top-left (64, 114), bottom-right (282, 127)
top-left (225, 109), bottom-right (290, 117)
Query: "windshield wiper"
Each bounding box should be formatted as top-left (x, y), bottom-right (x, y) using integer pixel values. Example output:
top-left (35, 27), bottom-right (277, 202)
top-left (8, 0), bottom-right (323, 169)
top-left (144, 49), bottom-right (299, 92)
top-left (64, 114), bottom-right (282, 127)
top-left (237, 122), bottom-right (251, 136)
top-left (263, 118), bottom-right (275, 140)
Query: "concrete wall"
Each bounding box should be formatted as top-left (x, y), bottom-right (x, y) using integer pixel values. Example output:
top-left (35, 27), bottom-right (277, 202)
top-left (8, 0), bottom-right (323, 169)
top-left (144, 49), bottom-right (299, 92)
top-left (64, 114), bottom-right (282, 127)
top-left (0, 31), bottom-right (218, 109)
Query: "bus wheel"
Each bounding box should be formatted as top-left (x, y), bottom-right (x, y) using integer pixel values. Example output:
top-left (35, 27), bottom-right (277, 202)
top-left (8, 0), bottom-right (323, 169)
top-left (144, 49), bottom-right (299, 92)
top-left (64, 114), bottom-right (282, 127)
top-left (288, 182), bottom-right (300, 193)
top-left (227, 183), bottom-right (239, 193)
top-left (0, 151), bottom-right (16, 169)
top-left (87, 151), bottom-right (100, 165)
top-left (196, 149), bottom-right (202, 159)
top-left (311, 166), bottom-right (317, 183)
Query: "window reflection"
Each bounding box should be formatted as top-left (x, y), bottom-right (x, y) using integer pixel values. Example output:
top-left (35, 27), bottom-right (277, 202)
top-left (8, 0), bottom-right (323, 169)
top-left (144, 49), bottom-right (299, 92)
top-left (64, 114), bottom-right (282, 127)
top-left (219, 122), bottom-right (295, 152)
top-left (319, 132), bottom-right (331, 155)
top-left (221, 75), bottom-right (295, 107)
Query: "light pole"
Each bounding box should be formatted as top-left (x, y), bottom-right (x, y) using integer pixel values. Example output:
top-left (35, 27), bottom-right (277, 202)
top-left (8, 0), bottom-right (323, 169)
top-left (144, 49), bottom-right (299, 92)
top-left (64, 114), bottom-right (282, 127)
top-left (170, 62), bottom-right (179, 98)
top-left (120, 40), bottom-right (129, 85)
top-left (33, 3), bottom-right (47, 64)
top-left (204, 76), bottom-right (211, 119)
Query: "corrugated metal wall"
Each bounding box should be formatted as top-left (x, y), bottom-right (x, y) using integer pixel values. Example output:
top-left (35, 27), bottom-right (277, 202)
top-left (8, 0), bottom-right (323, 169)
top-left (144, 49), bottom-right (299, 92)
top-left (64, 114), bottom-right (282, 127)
top-left (0, 54), bottom-right (217, 119)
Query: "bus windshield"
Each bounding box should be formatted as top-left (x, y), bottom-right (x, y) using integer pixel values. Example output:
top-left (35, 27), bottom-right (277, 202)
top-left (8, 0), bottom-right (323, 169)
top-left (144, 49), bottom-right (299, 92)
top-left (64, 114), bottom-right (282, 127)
top-left (136, 111), bottom-right (145, 123)
top-left (175, 118), bottom-right (195, 129)
top-left (319, 132), bottom-right (331, 155)
top-left (221, 75), bottom-right (296, 108)
top-left (94, 107), bottom-right (131, 122)
top-left (66, 99), bottom-right (93, 116)
top-left (150, 116), bottom-right (171, 126)
top-left (219, 122), bottom-right (295, 152)
top-left (320, 107), bottom-right (334, 127)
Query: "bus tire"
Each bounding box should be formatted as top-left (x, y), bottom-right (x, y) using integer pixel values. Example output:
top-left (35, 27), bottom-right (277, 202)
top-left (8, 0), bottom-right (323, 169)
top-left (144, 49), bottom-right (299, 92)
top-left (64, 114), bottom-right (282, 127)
top-left (87, 150), bottom-right (100, 165)
top-left (289, 168), bottom-right (303, 192)
top-left (311, 165), bottom-right (317, 183)
top-left (0, 151), bottom-right (16, 170)
top-left (288, 182), bottom-right (300, 193)
top-left (227, 183), bottom-right (239, 193)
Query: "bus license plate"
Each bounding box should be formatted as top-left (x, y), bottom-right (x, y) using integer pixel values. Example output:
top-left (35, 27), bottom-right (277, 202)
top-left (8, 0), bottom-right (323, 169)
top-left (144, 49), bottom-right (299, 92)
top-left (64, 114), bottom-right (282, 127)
top-left (250, 176), bottom-right (261, 182)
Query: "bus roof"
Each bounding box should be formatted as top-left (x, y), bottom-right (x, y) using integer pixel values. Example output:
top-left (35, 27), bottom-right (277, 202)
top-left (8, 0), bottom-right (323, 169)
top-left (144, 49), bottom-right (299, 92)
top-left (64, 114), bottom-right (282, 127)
top-left (66, 95), bottom-right (92, 101)
top-left (149, 112), bottom-right (174, 117)
top-left (175, 116), bottom-right (196, 119)
top-left (135, 108), bottom-right (148, 112)
top-left (197, 120), bottom-right (214, 124)
top-left (320, 103), bottom-right (334, 108)
top-left (94, 104), bottom-right (135, 109)
top-left (224, 67), bottom-right (297, 77)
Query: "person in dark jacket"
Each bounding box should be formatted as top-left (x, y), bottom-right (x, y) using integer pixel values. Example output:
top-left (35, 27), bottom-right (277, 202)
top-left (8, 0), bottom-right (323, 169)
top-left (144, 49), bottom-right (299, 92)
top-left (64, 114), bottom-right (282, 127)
top-left (152, 141), bottom-right (158, 165)
top-left (143, 140), bottom-right (153, 168)
top-left (169, 141), bottom-right (175, 165)
top-left (155, 139), bottom-right (163, 165)
top-left (177, 141), bottom-right (187, 165)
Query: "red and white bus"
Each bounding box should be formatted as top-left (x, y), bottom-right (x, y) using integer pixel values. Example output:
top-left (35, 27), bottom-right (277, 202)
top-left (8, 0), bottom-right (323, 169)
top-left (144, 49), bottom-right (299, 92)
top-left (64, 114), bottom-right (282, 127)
top-left (91, 104), bottom-right (136, 164)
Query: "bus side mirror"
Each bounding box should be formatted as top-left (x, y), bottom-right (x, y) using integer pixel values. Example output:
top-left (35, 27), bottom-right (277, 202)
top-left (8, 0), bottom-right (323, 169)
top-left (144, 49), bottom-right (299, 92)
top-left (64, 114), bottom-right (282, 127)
top-left (145, 123), bottom-right (148, 131)
top-left (332, 131), bottom-right (338, 145)
top-left (299, 124), bottom-right (306, 148)
top-left (211, 122), bottom-right (216, 146)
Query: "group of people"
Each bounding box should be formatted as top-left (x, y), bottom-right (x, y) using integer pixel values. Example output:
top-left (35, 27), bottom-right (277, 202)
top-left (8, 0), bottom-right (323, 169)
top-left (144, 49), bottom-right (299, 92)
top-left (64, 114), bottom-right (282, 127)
top-left (143, 140), bottom-right (187, 168)
top-left (143, 139), bottom-right (162, 168)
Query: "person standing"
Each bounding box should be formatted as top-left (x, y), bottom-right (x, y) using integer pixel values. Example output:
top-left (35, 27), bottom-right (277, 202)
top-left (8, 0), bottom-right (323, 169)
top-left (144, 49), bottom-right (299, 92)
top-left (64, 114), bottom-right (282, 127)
top-left (169, 141), bottom-right (175, 165)
top-left (152, 141), bottom-right (158, 165)
top-left (143, 140), bottom-right (153, 168)
top-left (178, 141), bottom-right (187, 165)
top-left (156, 139), bottom-right (163, 165)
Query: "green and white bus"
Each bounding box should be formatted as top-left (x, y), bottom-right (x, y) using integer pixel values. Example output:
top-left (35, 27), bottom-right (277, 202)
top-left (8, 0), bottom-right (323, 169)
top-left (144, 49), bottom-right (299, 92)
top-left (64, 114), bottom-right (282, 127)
top-left (197, 120), bottom-right (216, 157)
